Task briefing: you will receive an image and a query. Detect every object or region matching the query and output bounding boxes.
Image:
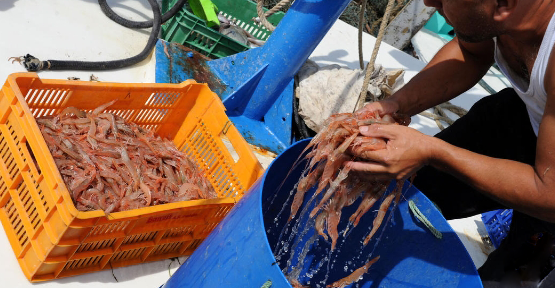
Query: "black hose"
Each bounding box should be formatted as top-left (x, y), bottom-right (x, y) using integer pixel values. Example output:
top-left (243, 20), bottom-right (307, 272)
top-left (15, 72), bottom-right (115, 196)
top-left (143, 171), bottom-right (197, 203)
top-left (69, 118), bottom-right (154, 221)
top-left (98, 0), bottom-right (187, 29)
top-left (18, 0), bottom-right (163, 72)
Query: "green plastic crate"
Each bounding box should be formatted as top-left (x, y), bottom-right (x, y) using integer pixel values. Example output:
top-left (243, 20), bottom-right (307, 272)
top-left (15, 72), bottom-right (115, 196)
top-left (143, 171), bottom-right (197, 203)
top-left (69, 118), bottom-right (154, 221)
top-left (161, 9), bottom-right (249, 59)
top-left (161, 0), bottom-right (285, 59)
top-left (210, 0), bottom-right (285, 41)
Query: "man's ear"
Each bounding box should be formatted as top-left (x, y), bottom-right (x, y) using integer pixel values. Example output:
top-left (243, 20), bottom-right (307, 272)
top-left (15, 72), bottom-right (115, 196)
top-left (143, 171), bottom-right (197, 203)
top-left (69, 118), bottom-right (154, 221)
top-left (493, 0), bottom-right (516, 21)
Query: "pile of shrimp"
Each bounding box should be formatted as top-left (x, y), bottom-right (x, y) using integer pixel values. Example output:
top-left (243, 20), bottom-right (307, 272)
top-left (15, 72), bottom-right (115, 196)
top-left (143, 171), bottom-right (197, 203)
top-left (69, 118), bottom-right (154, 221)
top-left (288, 110), bottom-right (409, 288)
top-left (36, 100), bottom-right (217, 214)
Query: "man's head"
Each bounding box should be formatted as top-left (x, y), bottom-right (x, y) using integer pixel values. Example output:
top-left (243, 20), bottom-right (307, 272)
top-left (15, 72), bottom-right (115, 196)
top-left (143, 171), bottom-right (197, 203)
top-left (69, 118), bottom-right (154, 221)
top-left (423, 0), bottom-right (516, 43)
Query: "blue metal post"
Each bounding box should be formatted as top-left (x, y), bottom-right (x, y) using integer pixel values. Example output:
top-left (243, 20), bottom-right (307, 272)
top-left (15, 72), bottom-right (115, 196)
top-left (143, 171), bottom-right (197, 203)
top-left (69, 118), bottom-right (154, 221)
top-left (157, 0), bottom-right (353, 153)
top-left (207, 0), bottom-right (352, 153)
top-left (240, 0), bottom-right (353, 120)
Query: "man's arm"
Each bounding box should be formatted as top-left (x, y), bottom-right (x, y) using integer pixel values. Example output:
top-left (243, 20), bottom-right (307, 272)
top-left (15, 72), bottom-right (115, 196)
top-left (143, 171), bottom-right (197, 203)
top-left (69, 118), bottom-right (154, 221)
top-left (350, 47), bottom-right (555, 222)
top-left (378, 37), bottom-right (495, 116)
top-left (429, 44), bottom-right (555, 222)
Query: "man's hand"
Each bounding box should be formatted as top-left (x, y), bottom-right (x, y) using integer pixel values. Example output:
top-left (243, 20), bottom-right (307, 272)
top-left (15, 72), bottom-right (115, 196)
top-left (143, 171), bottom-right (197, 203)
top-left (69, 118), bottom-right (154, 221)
top-left (346, 124), bottom-right (436, 181)
top-left (356, 99), bottom-right (400, 118)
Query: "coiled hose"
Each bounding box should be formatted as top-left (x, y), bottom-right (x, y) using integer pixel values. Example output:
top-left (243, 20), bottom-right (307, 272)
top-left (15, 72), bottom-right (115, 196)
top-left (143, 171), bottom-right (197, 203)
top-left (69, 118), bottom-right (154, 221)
top-left (98, 0), bottom-right (187, 29)
top-left (17, 0), bottom-right (186, 72)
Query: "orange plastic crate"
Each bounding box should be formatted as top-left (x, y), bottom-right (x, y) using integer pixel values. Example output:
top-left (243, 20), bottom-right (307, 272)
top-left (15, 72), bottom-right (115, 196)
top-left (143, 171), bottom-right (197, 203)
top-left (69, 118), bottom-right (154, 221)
top-left (0, 73), bottom-right (264, 281)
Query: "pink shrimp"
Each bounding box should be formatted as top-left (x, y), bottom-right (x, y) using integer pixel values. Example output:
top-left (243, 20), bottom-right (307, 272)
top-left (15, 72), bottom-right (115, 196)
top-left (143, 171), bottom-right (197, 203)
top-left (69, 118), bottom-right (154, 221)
top-left (350, 184), bottom-right (387, 227)
top-left (40, 101), bottom-right (217, 214)
top-left (315, 210), bottom-right (328, 241)
top-left (92, 100), bottom-right (117, 116)
top-left (335, 132), bottom-right (359, 154)
top-left (176, 183), bottom-right (201, 201)
top-left (327, 256), bottom-right (380, 288)
top-left (289, 280), bottom-right (309, 288)
top-left (70, 168), bottom-right (96, 199)
top-left (327, 206), bottom-right (341, 251)
top-left (61, 118), bottom-right (90, 125)
top-left (139, 180), bottom-right (152, 206)
top-left (118, 147), bottom-right (140, 190)
top-left (42, 133), bottom-right (82, 161)
top-left (87, 116), bottom-right (99, 149)
top-left (96, 119), bottom-right (111, 138)
top-left (314, 154), bottom-right (351, 197)
top-left (59, 106), bottom-right (87, 118)
top-left (98, 113), bottom-right (118, 137)
top-left (363, 190), bottom-right (397, 246)
top-left (310, 166), bottom-right (351, 218)
top-left (283, 109), bottom-right (413, 285)
top-left (298, 113), bottom-right (352, 156)
top-left (162, 162), bottom-right (178, 186)
top-left (290, 162), bottom-right (326, 221)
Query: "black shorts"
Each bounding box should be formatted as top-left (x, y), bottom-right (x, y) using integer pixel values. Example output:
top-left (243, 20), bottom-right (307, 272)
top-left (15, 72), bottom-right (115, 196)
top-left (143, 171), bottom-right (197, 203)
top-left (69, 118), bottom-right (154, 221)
top-left (413, 88), bottom-right (537, 219)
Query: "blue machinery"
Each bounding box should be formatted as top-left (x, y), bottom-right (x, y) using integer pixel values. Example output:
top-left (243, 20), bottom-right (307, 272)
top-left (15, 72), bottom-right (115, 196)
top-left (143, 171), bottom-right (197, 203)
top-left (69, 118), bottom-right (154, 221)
top-left (157, 0), bottom-right (353, 153)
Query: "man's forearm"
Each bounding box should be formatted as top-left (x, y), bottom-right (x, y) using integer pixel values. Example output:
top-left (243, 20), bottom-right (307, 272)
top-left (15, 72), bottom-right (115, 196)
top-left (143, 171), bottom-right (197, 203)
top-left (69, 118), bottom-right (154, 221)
top-left (429, 137), bottom-right (555, 222)
top-left (390, 38), bottom-right (494, 116)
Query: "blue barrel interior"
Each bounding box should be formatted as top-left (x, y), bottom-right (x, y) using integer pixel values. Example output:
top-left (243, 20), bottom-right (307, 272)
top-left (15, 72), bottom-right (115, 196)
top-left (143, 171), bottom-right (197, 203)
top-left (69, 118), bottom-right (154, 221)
top-left (163, 139), bottom-right (483, 288)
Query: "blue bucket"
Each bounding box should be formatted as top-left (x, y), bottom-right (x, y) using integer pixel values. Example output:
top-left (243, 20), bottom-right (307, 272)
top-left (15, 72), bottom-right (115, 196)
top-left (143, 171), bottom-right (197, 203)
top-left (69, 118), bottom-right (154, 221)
top-left (162, 139), bottom-right (482, 287)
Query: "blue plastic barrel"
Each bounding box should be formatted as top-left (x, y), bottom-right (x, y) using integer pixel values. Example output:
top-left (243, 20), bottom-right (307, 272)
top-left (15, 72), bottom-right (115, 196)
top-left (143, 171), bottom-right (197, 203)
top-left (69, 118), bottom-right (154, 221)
top-left (162, 139), bottom-right (483, 287)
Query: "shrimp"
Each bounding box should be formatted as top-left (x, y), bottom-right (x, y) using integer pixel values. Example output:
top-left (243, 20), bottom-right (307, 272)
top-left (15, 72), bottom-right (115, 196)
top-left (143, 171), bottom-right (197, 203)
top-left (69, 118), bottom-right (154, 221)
top-left (37, 118), bottom-right (60, 131)
top-left (119, 147), bottom-right (140, 190)
top-left (61, 118), bottom-right (90, 125)
top-left (314, 154), bottom-right (350, 197)
top-left (42, 133), bottom-right (82, 161)
top-left (290, 162), bottom-right (325, 221)
top-left (315, 210), bottom-right (329, 241)
top-left (92, 100), bottom-right (117, 116)
top-left (310, 166), bottom-right (351, 218)
top-left (327, 256), bottom-right (380, 288)
top-left (98, 113), bottom-right (118, 138)
top-left (349, 184), bottom-right (387, 227)
top-left (290, 280), bottom-right (309, 288)
top-left (327, 206), bottom-right (341, 251)
top-left (139, 180), bottom-right (152, 206)
top-left (284, 109), bottom-right (412, 285)
top-left (39, 101), bottom-right (217, 214)
top-left (59, 106), bottom-right (87, 118)
top-left (162, 162), bottom-right (178, 187)
top-left (363, 190), bottom-right (397, 246)
top-left (176, 183), bottom-right (201, 201)
top-left (96, 119), bottom-right (111, 138)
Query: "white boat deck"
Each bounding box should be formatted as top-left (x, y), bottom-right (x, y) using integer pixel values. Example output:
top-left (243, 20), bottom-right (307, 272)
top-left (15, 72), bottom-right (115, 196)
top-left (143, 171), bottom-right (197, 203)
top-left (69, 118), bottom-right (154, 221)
top-left (0, 0), bottom-right (493, 286)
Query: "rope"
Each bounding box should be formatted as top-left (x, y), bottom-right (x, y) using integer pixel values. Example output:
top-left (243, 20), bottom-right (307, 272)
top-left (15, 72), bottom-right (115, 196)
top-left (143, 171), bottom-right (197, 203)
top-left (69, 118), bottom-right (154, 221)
top-left (264, 0), bottom-right (290, 18)
top-left (261, 280), bottom-right (272, 288)
top-left (409, 200), bottom-right (442, 239)
top-left (358, 0), bottom-right (368, 70)
top-left (355, 0), bottom-right (397, 111)
top-left (351, 0), bottom-right (470, 127)
top-left (439, 101), bottom-right (468, 117)
top-left (256, 0), bottom-right (292, 32)
top-left (418, 101), bottom-right (468, 130)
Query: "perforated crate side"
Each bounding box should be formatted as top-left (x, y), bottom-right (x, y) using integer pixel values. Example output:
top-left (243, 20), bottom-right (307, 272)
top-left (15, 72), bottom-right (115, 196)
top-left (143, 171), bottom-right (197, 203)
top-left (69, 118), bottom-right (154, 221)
top-left (481, 209), bottom-right (513, 248)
